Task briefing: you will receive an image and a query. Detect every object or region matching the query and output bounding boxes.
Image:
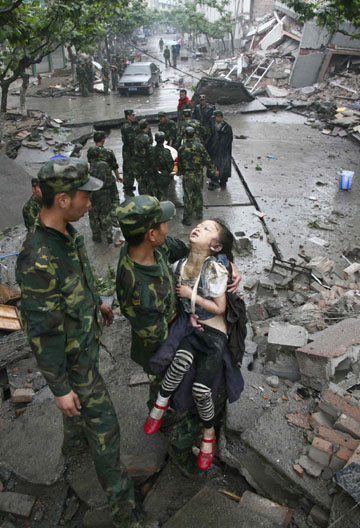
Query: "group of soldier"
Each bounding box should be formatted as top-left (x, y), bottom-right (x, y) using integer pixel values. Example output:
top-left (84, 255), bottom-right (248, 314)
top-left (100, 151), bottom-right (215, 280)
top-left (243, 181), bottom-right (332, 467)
top-left (76, 55), bottom-right (127, 96)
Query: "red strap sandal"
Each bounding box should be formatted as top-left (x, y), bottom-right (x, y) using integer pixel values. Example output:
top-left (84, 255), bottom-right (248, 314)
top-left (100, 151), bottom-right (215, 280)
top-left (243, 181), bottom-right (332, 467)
top-left (197, 436), bottom-right (216, 470)
top-left (144, 401), bottom-right (170, 435)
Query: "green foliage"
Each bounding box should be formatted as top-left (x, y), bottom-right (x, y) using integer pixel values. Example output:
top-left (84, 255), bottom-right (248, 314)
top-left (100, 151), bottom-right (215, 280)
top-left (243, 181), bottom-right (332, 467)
top-left (284, 0), bottom-right (360, 38)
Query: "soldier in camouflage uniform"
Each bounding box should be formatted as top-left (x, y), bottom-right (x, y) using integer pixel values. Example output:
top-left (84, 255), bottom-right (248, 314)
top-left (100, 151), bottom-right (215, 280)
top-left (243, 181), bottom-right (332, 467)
top-left (178, 127), bottom-right (218, 225)
top-left (111, 58), bottom-right (119, 92)
top-left (121, 109), bottom-right (138, 197)
top-left (192, 94), bottom-right (215, 150)
top-left (102, 59), bottom-right (110, 95)
top-left (85, 58), bottom-right (95, 93)
top-left (148, 132), bottom-right (174, 200)
top-left (22, 177), bottom-right (42, 230)
top-left (76, 58), bottom-right (88, 97)
top-left (158, 111), bottom-right (177, 147)
top-left (174, 108), bottom-right (203, 150)
top-left (15, 158), bottom-right (150, 528)
top-left (116, 196), bottom-right (240, 476)
top-left (133, 119), bottom-right (153, 196)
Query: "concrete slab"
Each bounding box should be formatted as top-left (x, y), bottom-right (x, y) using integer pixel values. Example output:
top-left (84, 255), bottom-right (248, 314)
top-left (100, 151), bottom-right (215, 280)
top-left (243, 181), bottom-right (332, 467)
top-left (290, 52), bottom-right (326, 88)
top-left (265, 86), bottom-right (289, 98)
top-left (268, 322), bottom-right (308, 349)
top-left (0, 492), bottom-right (36, 518)
top-left (224, 387), bottom-right (332, 511)
top-left (162, 486), bottom-right (279, 528)
top-left (0, 399), bottom-right (64, 485)
top-left (0, 153), bottom-right (32, 230)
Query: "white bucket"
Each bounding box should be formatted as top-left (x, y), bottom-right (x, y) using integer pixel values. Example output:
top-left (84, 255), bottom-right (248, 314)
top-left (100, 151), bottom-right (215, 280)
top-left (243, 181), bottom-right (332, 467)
top-left (338, 170), bottom-right (354, 190)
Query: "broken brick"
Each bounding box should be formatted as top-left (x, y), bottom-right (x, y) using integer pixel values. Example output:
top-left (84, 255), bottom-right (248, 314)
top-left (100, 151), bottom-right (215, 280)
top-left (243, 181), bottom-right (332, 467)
top-left (286, 413), bottom-right (311, 430)
top-left (320, 389), bottom-right (360, 423)
top-left (11, 388), bottom-right (33, 404)
top-left (308, 437), bottom-right (332, 467)
top-left (334, 413), bottom-right (360, 440)
top-left (318, 425), bottom-right (359, 451)
top-left (293, 464), bottom-right (304, 477)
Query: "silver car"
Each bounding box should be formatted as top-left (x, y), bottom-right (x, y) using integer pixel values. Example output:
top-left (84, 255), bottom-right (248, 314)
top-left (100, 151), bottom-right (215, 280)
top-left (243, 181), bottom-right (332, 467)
top-left (118, 62), bottom-right (161, 96)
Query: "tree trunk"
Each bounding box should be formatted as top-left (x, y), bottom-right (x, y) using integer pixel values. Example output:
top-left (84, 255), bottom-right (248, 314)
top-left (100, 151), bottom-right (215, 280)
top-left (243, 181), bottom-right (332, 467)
top-left (20, 73), bottom-right (30, 117)
top-left (230, 31), bottom-right (235, 55)
top-left (0, 79), bottom-right (10, 113)
top-left (67, 46), bottom-right (76, 82)
top-left (105, 36), bottom-right (111, 63)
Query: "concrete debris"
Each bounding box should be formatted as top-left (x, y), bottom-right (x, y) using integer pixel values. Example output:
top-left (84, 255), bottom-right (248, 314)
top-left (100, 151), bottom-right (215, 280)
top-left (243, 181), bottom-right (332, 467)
top-left (0, 492), bottom-right (36, 518)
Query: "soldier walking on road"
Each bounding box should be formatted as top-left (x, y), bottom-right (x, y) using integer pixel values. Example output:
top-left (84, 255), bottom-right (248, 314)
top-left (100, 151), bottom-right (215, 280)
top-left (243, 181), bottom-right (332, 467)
top-left (15, 158), bottom-right (153, 528)
top-left (207, 110), bottom-right (233, 190)
top-left (163, 46), bottom-right (170, 68)
top-left (111, 58), bottom-right (119, 92)
top-left (158, 111), bottom-right (177, 146)
top-left (22, 177), bottom-right (42, 231)
top-left (85, 58), bottom-right (95, 93)
top-left (148, 132), bottom-right (175, 200)
top-left (192, 94), bottom-right (215, 151)
top-left (171, 45), bottom-right (177, 68)
top-left (76, 58), bottom-right (88, 97)
top-left (178, 127), bottom-right (218, 225)
top-left (159, 37), bottom-right (164, 52)
top-left (133, 119), bottom-right (153, 196)
top-left (87, 131), bottom-right (124, 247)
top-left (121, 109), bottom-right (139, 197)
top-left (175, 108), bottom-right (202, 150)
top-left (102, 59), bottom-right (110, 95)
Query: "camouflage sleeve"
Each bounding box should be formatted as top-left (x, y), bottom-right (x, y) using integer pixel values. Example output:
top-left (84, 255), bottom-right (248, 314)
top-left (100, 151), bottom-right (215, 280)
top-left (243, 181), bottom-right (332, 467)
top-left (177, 146), bottom-right (184, 175)
top-left (108, 150), bottom-right (119, 171)
top-left (164, 150), bottom-right (174, 173)
top-left (162, 236), bottom-right (188, 263)
top-left (17, 259), bottom-right (71, 397)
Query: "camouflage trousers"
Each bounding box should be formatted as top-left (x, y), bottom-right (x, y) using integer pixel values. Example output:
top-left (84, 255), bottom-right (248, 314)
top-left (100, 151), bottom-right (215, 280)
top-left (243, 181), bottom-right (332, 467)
top-left (182, 171), bottom-right (204, 222)
top-left (133, 162), bottom-right (151, 195)
top-left (147, 171), bottom-right (173, 201)
top-left (148, 375), bottom-right (227, 475)
top-left (122, 151), bottom-right (135, 195)
top-left (63, 374), bottom-right (135, 525)
top-left (103, 77), bottom-right (110, 94)
top-left (79, 80), bottom-right (89, 97)
top-left (89, 203), bottom-right (113, 242)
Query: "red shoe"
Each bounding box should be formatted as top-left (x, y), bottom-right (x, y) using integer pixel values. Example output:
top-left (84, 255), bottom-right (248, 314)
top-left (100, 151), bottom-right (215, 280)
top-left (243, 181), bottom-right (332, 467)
top-left (197, 436), bottom-right (216, 470)
top-left (144, 401), bottom-right (170, 435)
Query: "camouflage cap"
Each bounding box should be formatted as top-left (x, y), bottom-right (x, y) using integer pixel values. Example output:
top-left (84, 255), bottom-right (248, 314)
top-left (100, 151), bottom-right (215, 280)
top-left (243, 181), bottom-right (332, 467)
top-left (124, 109), bottom-right (135, 117)
top-left (31, 177), bottom-right (40, 187)
top-left (183, 108), bottom-right (192, 117)
top-left (214, 109), bottom-right (223, 117)
top-left (38, 158), bottom-right (103, 194)
top-left (139, 118), bottom-right (148, 129)
top-left (116, 195), bottom-right (175, 237)
top-left (155, 131), bottom-right (165, 142)
top-left (157, 111), bottom-right (166, 118)
top-left (185, 126), bottom-right (195, 138)
top-left (199, 94), bottom-right (206, 100)
top-left (93, 130), bottom-right (106, 142)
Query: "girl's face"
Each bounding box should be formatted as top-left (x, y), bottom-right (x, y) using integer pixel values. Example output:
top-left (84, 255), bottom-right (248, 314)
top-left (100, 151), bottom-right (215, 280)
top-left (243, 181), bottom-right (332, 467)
top-left (189, 220), bottom-right (221, 251)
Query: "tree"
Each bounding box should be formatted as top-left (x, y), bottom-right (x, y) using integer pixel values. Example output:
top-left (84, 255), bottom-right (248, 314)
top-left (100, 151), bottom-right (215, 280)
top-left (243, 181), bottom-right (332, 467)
top-left (284, 0), bottom-right (360, 39)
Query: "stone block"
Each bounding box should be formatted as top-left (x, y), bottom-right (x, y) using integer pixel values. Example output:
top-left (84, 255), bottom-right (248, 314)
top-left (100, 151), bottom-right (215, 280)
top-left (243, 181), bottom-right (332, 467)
top-left (11, 388), bottom-right (33, 403)
top-left (264, 299), bottom-right (283, 317)
top-left (318, 425), bottom-right (359, 452)
top-left (330, 448), bottom-right (353, 472)
top-left (122, 451), bottom-right (165, 478)
top-left (334, 413), bottom-right (360, 439)
top-left (247, 302), bottom-right (269, 322)
top-left (243, 276), bottom-right (259, 291)
top-left (308, 437), bottom-right (332, 467)
top-left (298, 455), bottom-right (322, 477)
top-left (241, 491), bottom-right (293, 527)
top-left (0, 492), bottom-right (36, 518)
top-left (268, 322), bottom-right (308, 349)
top-left (265, 85), bottom-right (289, 98)
top-left (309, 411), bottom-right (333, 430)
top-left (308, 505), bottom-right (328, 527)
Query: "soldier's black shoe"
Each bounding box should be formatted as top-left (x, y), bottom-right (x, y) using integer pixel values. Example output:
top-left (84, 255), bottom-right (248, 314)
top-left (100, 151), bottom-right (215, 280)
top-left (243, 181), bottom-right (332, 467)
top-left (182, 218), bottom-right (192, 226)
top-left (208, 182), bottom-right (220, 191)
top-left (220, 182), bottom-right (227, 189)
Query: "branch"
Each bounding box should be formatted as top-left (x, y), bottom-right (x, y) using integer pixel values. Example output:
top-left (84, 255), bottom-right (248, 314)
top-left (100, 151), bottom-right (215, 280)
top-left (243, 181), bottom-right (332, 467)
top-left (0, 0), bottom-right (23, 15)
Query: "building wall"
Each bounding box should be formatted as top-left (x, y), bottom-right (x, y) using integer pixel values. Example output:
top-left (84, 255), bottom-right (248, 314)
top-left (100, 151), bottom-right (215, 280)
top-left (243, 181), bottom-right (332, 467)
top-left (252, 0), bottom-right (275, 19)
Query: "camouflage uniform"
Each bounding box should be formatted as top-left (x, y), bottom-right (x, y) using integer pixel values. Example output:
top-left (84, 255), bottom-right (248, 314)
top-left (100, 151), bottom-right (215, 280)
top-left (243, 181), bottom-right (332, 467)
top-left (84, 59), bottom-right (95, 93)
top-left (175, 118), bottom-right (203, 150)
top-left (148, 143), bottom-right (174, 200)
top-left (111, 60), bottom-right (119, 91)
top-left (15, 158), bottom-right (135, 527)
top-left (177, 98), bottom-right (192, 128)
top-left (102, 61), bottom-right (110, 94)
top-left (76, 60), bottom-right (88, 97)
top-left (121, 119), bottom-right (139, 195)
top-left (178, 138), bottom-right (216, 223)
top-left (22, 194), bottom-right (42, 230)
top-left (158, 117), bottom-right (177, 146)
top-left (193, 101), bottom-right (215, 149)
top-left (133, 130), bottom-right (152, 195)
top-left (115, 195), bottom-right (226, 475)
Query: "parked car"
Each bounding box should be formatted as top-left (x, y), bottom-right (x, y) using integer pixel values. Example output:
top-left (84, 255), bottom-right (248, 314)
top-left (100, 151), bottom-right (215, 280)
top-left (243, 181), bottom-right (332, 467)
top-left (118, 62), bottom-right (161, 95)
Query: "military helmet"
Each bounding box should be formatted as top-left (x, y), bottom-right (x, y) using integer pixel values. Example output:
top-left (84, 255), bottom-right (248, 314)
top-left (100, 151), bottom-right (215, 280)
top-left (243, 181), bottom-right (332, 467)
top-left (124, 109), bottom-right (135, 117)
top-left (157, 111), bottom-right (166, 118)
top-left (155, 131), bottom-right (165, 142)
top-left (139, 119), bottom-right (148, 129)
top-left (93, 130), bottom-right (106, 143)
top-left (185, 126), bottom-right (195, 138)
top-left (116, 195), bottom-right (175, 237)
top-left (183, 108), bottom-right (192, 117)
top-left (214, 110), bottom-right (223, 117)
top-left (31, 177), bottom-right (40, 187)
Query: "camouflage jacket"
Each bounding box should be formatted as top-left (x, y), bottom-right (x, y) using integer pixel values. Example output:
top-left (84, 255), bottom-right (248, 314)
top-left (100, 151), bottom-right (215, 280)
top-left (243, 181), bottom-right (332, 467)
top-left (175, 118), bottom-right (203, 150)
top-left (116, 236), bottom-right (188, 373)
top-left (15, 219), bottom-right (103, 397)
top-left (178, 139), bottom-right (216, 175)
top-left (150, 144), bottom-right (174, 176)
top-left (134, 132), bottom-right (152, 164)
top-left (158, 119), bottom-right (177, 144)
top-left (87, 145), bottom-right (119, 172)
top-left (102, 63), bottom-right (110, 79)
top-left (90, 160), bottom-right (116, 207)
top-left (121, 122), bottom-right (139, 154)
top-left (22, 194), bottom-right (42, 230)
top-left (192, 103), bottom-right (215, 139)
